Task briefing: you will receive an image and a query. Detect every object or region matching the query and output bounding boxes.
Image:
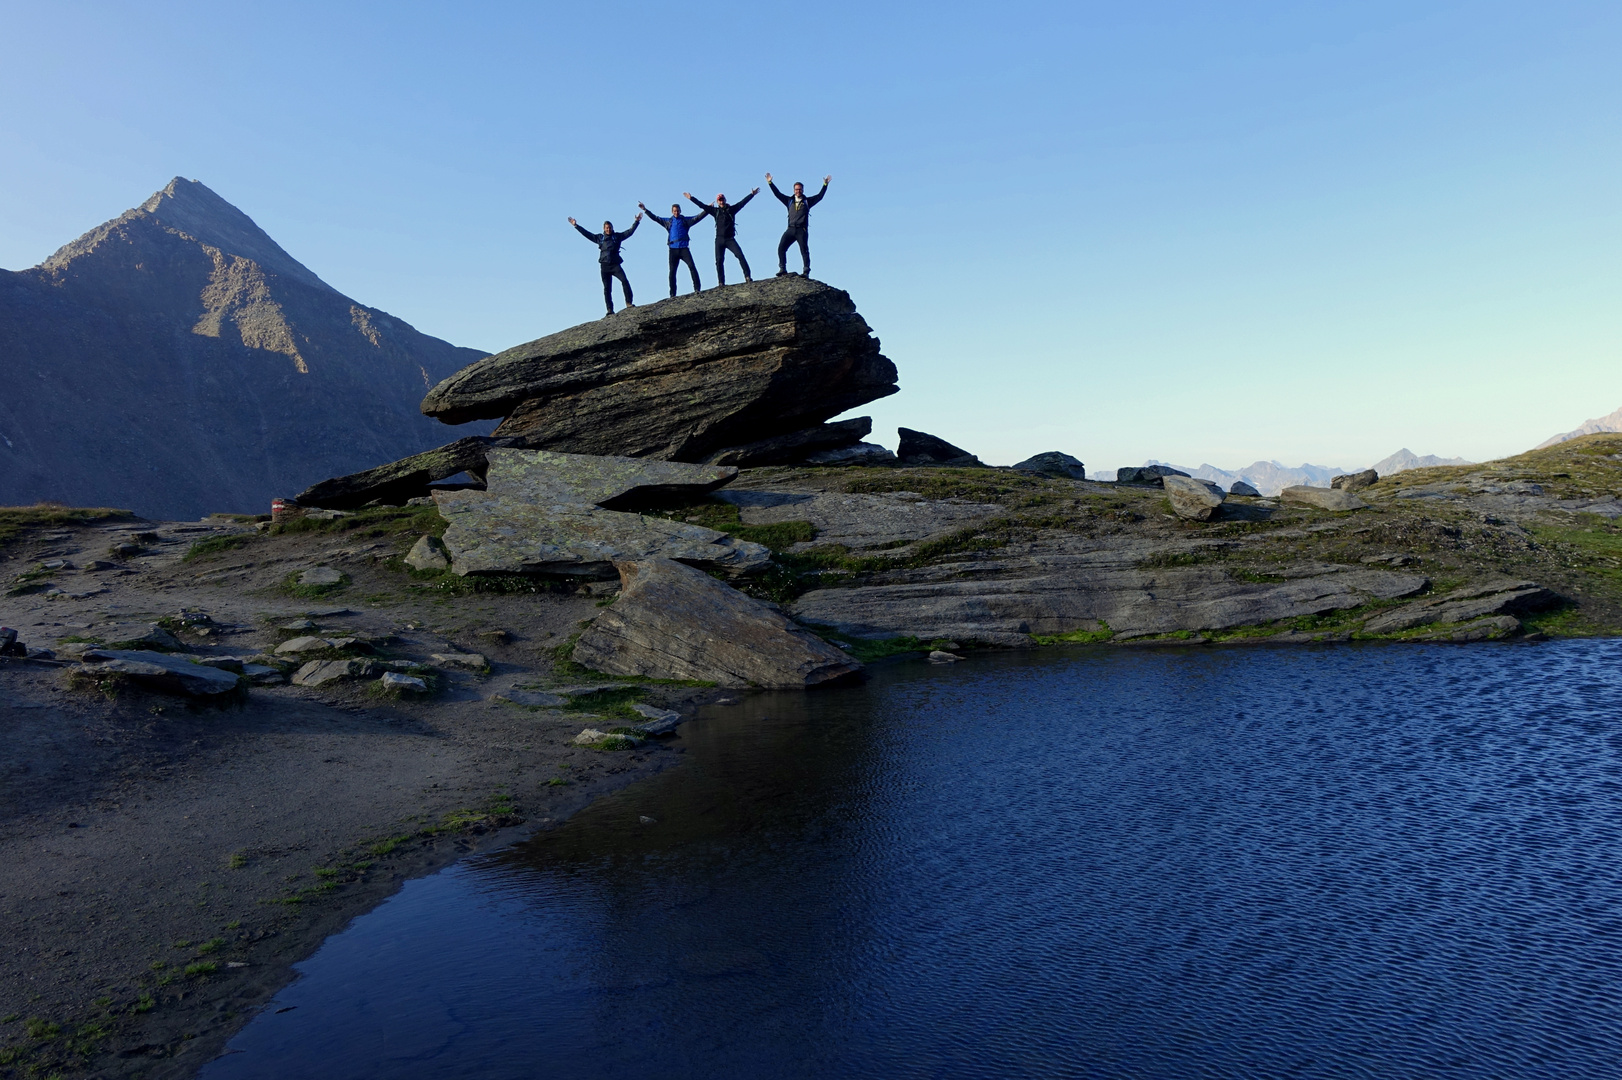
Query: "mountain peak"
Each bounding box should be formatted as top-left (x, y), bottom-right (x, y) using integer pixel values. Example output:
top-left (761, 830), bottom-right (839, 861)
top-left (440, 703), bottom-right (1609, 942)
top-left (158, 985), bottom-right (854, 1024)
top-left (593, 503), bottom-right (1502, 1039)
top-left (40, 177), bottom-right (331, 293)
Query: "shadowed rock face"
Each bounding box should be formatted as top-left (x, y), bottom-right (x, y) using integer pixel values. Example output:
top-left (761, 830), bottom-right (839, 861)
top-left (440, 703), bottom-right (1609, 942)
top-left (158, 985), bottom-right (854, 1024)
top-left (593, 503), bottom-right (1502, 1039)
top-left (420, 277), bottom-right (897, 461)
top-left (571, 558), bottom-right (863, 688)
top-left (0, 178), bottom-right (489, 519)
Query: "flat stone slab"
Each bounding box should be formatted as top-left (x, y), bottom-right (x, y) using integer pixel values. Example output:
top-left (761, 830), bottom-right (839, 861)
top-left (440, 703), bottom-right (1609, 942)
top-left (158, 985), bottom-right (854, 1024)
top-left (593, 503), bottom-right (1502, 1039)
top-left (79, 649), bottom-right (242, 696)
top-left (1281, 486), bottom-right (1368, 511)
top-left (721, 489), bottom-right (1002, 552)
top-left (493, 688), bottom-right (567, 708)
top-left (436, 490), bottom-right (771, 577)
top-left (572, 558), bottom-right (864, 689)
top-left (483, 447), bottom-right (737, 508)
top-left (291, 658), bottom-right (378, 687)
top-left (381, 671), bottom-right (429, 693)
top-left (297, 566), bottom-right (344, 586)
top-left (430, 652), bottom-right (488, 672)
top-left (1361, 580), bottom-right (1558, 634)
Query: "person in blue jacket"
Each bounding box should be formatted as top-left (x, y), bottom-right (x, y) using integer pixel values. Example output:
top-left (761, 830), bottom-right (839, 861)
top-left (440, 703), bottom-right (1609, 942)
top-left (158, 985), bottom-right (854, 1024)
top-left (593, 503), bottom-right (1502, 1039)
top-left (569, 213), bottom-right (642, 315)
top-left (639, 201), bottom-right (711, 298)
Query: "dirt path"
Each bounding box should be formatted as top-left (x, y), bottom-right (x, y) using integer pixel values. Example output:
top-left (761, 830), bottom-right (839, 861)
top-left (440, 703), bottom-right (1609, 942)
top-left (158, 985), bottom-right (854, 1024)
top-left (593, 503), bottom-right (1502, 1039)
top-left (0, 513), bottom-right (722, 1078)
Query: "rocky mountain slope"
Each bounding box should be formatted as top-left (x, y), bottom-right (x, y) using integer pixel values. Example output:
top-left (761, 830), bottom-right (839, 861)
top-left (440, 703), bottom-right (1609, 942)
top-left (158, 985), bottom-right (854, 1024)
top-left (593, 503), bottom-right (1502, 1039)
top-left (1537, 405), bottom-right (1622, 449)
top-left (0, 178), bottom-right (488, 520)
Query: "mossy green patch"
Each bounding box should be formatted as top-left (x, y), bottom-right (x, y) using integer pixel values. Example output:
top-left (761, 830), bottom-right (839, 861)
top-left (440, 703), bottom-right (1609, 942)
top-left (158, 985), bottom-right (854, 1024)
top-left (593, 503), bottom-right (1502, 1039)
top-left (0, 503), bottom-right (134, 549)
top-left (182, 533), bottom-right (255, 562)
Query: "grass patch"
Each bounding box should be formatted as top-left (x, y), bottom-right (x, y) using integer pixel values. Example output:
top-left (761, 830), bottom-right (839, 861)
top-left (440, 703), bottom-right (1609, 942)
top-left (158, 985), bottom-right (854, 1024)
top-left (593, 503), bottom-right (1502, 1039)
top-left (1031, 622), bottom-right (1115, 645)
top-left (183, 962), bottom-right (219, 977)
top-left (0, 503), bottom-right (134, 549)
top-left (561, 687), bottom-right (648, 721)
top-left (182, 533), bottom-right (254, 562)
top-left (801, 625), bottom-right (932, 662)
top-left (280, 569), bottom-right (350, 599)
top-left (270, 504), bottom-right (446, 539)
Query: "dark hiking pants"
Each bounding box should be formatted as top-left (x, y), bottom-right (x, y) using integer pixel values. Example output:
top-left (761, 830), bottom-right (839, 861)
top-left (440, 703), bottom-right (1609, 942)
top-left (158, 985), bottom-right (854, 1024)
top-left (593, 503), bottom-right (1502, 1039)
top-left (601, 266), bottom-right (632, 312)
top-left (715, 238), bottom-right (751, 285)
top-left (777, 227), bottom-right (809, 274)
top-left (668, 248), bottom-right (700, 296)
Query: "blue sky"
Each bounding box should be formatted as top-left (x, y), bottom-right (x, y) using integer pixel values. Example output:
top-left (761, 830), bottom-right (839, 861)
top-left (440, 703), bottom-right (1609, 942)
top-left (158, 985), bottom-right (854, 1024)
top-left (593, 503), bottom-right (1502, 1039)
top-left (3, 1), bottom-right (1618, 473)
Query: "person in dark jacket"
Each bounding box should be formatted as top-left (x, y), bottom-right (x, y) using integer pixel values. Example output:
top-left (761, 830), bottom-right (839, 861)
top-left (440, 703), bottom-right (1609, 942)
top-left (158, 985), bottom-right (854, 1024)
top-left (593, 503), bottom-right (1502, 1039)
top-left (569, 214), bottom-right (642, 315)
top-left (686, 188), bottom-right (759, 285)
top-left (766, 173), bottom-right (830, 276)
top-left (639, 201), bottom-right (710, 298)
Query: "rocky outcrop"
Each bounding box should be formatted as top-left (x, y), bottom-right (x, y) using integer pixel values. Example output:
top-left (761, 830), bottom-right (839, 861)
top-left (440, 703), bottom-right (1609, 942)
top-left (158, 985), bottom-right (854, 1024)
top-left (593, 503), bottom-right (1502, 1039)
top-left (79, 649), bottom-right (242, 696)
top-left (571, 558), bottom-right (863, 688)
top-left (791, 543), bottom-right (1429, 645)
top-left (896, 428), bottom-right (984, 467)
top-left (1162, 475), bottom-right (1225, 521)
top-left (420, 277), bottom-right (897, 463)
top-left (1012, 452), bottom-right (1086, 479)
top-left (405, 534), bottom-right (451, 571)
top-left (1229, 481), bottom-right (1260, 497)
top-left (1360, 580), bottom-right (1559, 634)
top-left (806, 442), bottom-right (899, 466)
top-left (0, 178), bottom-right (488, 519)
top-left (702, 417), bottom-right (873, 467)
top-left (1116, 465), bottom-right (1188, 486)
top-left (296, 436), bottom-right (520, 510)
top-left (435, 449), bottom-right (769, 577)
top-left (1331, 469), bottom-right (1379, 491)
top-left (1281, 486), bottom-right (1368, 511)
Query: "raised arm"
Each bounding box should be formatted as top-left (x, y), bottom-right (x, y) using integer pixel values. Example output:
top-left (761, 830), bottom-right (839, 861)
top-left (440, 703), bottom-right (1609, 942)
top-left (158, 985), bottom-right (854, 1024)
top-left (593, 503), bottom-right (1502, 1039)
top-left (621, 217), bottom-right (640, 239)
top-left (805, 178), bottom-right (829, 208)
top-left (686, 193), bottom-right (710, 213)
top-left (768, 180), bottom-right (791, 205)
top-left (733, 188), bottom-right (759, 211)
top-left (689, 205), bottom-right (711, 223)
top-left (572, 222), bottom-right (600, 242)
top-left (640, 204), bottom-right (671, 228)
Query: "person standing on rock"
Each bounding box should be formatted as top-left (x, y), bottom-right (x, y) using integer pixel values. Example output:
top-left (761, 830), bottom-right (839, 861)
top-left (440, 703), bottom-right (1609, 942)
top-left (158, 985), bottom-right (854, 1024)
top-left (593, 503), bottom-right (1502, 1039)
top-left (766, 173), bottom-right (829, 277)
top-left (570, 214), bottom-right (642, 316)
top-left (686, 188), bottom-right (759, 285)
top-left (639, 201), bottom-right (709, 298)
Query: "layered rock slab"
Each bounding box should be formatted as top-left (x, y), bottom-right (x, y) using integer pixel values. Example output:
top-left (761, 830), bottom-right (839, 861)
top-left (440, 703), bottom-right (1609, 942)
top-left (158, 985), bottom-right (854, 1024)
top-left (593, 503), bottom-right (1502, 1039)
top-left (79, 649), bottom-right (242, 696)
top-left (421, 277), bottom-right (898, 462)
top-left (434, 449), bottom-right (770, 577)
top-left (572, 559), bottom-right (863, 688)
top-left (1360, 580), bottom-right (1558, 634)
top-left (790, 541), bottom-right (1429, 644)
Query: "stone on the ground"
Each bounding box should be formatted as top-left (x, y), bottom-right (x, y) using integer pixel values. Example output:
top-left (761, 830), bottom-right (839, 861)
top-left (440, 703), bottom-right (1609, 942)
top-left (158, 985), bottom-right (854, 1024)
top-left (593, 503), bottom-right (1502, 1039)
top-left (295, 435), bottom-right (526, 510)
top-left (896, 428), bottom-right (984, 467)
top-left (195, 656), bottom-right (245, 673)
top-left (422, 277), bottom-right (898, 462)
top-left (804, 442), bottom-right (899, 466)
top-left (1011, 452), bottom-right (1086, 480)
top-left (703, 417), bottom-right (874, 467)
top-left (79, 650), bottom-right (241, 696)
top-left (405, 534), bottom-right (452, 572)
top-left (297, 566), bottom-right (343, 586)
top-left (928, 650), bottom-right (964, 663)
top-left (571, 558), bottom-right (864, 688)
top-left (1116, 465), bottom-right (1189, 486)
top-left (629, 702), bottom-right (683, 735)
top-left (26, 647), bottom-right (56, 661)
top-left (436, 489), bottom-right (770, 578)
top-left (1229, 481), bottom-right (1261, 496)
top-left (480, 448), bottom-right (737, 508)
top-left (430, 652), bottom-right (487, 671)
top-left (1280, 486), bottom-right (1368, 511)
top-left (1331, 469), bottom-right (1379, 491)
top-left (242, 664), bottom-right (286, 686)
top-left (381, 671), bottom-right (429, 693)
top-left (1162, 475), bottom-right (1226, 521)
top-left (1405, 615), bottom-right (1522, 642)
top-left (574, 728), bottom-right (641, 748)
top-left (275, 636), bottom-right (333, 655)
top-left (494, 688), bottom-right (567, 708)
top-left (280, 619), bottom-right (317, 631)
top-left (291, 658), bottom-right (378, 687)
top-left (1361, 580), bottom-right (1558, 634)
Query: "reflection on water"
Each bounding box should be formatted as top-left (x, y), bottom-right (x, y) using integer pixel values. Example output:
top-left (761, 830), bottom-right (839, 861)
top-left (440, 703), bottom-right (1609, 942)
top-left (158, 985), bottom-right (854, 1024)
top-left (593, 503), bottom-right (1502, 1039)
top-left (205, 642), bottom-right (1622, 1079)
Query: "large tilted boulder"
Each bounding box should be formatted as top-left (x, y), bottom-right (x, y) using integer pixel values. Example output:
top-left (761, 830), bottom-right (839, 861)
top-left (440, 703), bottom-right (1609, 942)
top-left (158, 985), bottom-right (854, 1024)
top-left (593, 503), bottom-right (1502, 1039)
top-left (571, 559), bottom-right (864, 688)
top-left (1162, 475), bottom-right (1225, 521)
top-left (896, 428), bottom-right (984, 467)
top-left (435, 448), bottom-right (770, 577)
top-left (1012, 452), bottom-right (1086, 479)
top-left (1281, 486), bottom-right (1368, 511)
top-left (1331, 469), bottom-right (1379, 491)
top-left (421, 277), bottom-right (897, 462)
top-left (296, 436), bottom-right (524, 510)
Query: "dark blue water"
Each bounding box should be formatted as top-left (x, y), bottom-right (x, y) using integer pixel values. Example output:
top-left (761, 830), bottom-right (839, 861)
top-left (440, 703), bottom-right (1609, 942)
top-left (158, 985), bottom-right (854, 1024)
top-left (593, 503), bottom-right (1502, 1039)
top-left (205, 642), bottom-right (1622, 1079)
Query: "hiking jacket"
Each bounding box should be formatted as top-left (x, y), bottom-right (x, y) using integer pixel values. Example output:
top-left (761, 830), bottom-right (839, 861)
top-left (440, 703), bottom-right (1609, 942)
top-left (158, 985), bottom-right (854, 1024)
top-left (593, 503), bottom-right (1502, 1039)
top-left (769, 181), bottom-right (826, 229)
top-left (645, 208), bottom-right (709, 248)
top-left (574, 220), bottom-right (639, 267)
top-left (688, 190), bottom-right (756, 240)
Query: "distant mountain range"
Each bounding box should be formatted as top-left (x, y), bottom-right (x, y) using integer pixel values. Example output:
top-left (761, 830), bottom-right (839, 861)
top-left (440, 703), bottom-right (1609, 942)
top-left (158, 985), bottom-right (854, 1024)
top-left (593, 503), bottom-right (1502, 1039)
top-left (1147, 448), bottom-right (1473, 496)
top-left (0, 178), bottom-right (487, 519)
top-left (1536, 405), bottom-right (1622, 449)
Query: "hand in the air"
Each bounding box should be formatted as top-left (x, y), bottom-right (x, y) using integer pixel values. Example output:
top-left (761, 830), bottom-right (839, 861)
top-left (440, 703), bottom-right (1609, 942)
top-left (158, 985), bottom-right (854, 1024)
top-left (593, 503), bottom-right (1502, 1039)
top-left (637, 202), bottom-right (646, 210)
top-left (751, 187), bottom-right (760, 194)
top-left (764, 172), bottom-right (772, 183)
top-left (634, 212), bottom-right (643, 221)
top-left (568, 217), bottom-right (576, 225)
top-left (682, 192), bottom-right (691, 199)
top-left (823, 175), bottom-right (832, 184)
